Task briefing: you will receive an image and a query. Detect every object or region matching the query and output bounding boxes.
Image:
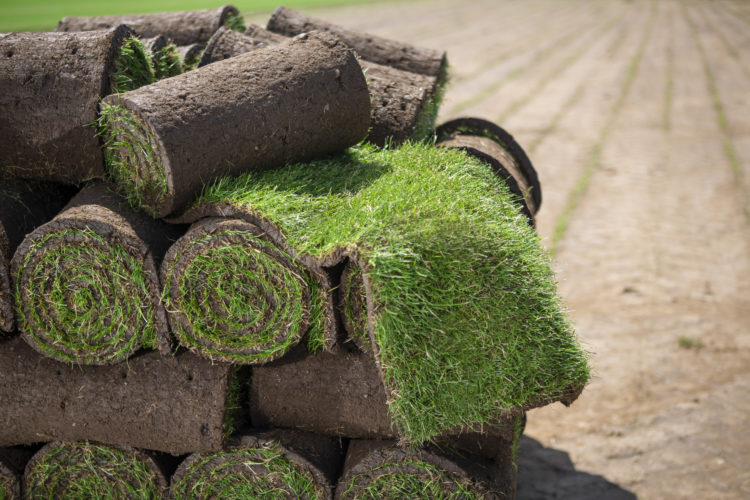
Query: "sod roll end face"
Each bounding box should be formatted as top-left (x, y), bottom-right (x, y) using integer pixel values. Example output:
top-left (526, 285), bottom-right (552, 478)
top-left (0, 460), bottom-right (19, 500)
top-left (100, 31), bottom-right (370, 218)
top-left (12, 208), bottom-right (163, 365)
top-left (24, 442), bottom-right (166, 498)
top-left (162, 218), bottom-right (320, 364)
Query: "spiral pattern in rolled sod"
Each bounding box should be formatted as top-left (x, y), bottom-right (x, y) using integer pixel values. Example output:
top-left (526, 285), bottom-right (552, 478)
top-left (0, 460), bottom-right (19, 500)
top-left (13, 225), bottom-right (159, 365)
top-left (98, 103), bottom-right (170, 218)
top-left (337, 446), bottom-right (491, 500)
top-left (24, 442), bottom-right (166, 499)
top-left (0, 227), bottom-right (11, 333)
top-left (163, 219), bottom-right (313, 363)
top-left (171, 444), bottom-right (328, 500)
top-left (338, 261), bottom-right (369, 350)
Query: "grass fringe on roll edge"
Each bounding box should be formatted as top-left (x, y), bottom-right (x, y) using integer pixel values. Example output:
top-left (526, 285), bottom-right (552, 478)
top-left (112, 36), bottom-right (155, 94)
top-left (224, 13), bottom-right (246, 33)
top-left (192, 141), bottom-right (590, 444)
top-left (150, 43), bottom-right (183, 80)
top-left (412, 63), bottom-right (449, 142)
top-left (98, 102), bottom-right (169, 217)
top-left (25, 443), bottom-right (162, 499)
top-left (14, 227), bottom-right (157, 364)
top-left (0, 471), bottom-right (17, 500)
top-left (171, 444), bottom-right (324, 499)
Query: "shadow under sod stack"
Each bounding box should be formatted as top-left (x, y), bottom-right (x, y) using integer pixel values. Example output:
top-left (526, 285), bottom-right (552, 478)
top-left (0, 5), bottom-right (591, 499)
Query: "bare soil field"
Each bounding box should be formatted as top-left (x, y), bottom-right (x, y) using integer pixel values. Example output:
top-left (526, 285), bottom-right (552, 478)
top-left (283, 0), bottom-right (750, 497)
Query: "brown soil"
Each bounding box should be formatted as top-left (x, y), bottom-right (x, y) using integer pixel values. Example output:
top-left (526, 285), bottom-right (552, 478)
top-left (305, 0), bottom-right (750, 497)
top-left (55, 6), bottom-right (238, 45)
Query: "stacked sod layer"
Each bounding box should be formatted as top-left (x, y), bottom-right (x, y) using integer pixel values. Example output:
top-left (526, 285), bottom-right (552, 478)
top-left (176, 142), bottom-right (590, 444)
top-left (99, 32), bottom-right (370, 217)
top-left (161, 218), bottom-right (325, 363)
top-left (24, 442), bottom-right (166, 499)
top-left (11, 182), bottom-right (178, 364)
top-left (171, 431), bottom-right (341, 499)
top-left (0, 460), bottom-right (19, 500)
top-left (0, 27), bottom-right (153, 184)
top-left (0, 181), bottom-right (74, 333)
top-left (56, 5), bottom-right (243, 45)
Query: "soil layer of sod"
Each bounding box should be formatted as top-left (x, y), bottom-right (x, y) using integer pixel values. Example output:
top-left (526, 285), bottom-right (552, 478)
top-left (216, 24), bottom-right (442, 146)
top-left (0, 180), bottom-right (74, 333)
top-left (171, 430), bottom-right (342, 499)
top-left (99, 32), bottom-right (370, 217)
top-left (336, 440), bottom-right (514, 499)
top-left (173, 142), bottom-right (589, 445)
top-left (11, 182), bottom-right (181, 365)
top-left (0, 27), bottom-right (153, 184)
top-left (55, 5), bottom-right (242, 46)
top-left (161, 217), bottom-right (325, 363)
top-left (267, 6), bottom-right (447, 78)
top-left (0, 336), bottom-right (242, 455)
top-left (24, 442), bottom-right (166, 499)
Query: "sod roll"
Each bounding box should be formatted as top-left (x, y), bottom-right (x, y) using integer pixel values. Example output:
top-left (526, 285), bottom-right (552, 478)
top-left (336, 440), bottom-right (514, 499)
top-left (0, 181), bottom-right (73, 334)
top-left (99, 31), bottom-right (370, 217)
top-left (182, 143), bottom-right (589, 445)
top-left (11, 181), bottom-right (180, 364)
top-left (171, 430), bottom-right (341, 499)
top-left (267, 6), bottom-right (447, 78)
top-left (146, 38), bottom-right (182, 80)
top-left (161, 217), bottom-right (323, 363)
top-left (24, 442), bottom-right (166, 499)
top-left (0, 336), bottom-right (240, 454)
top-left (0, 460), bottom-right (19, 500)
top-left (226, 25), bottom-right (442, 146)
top-left (436, 117), bottom-right (541, 218)
top-left (56, 5), bottom-right (241, 46)
top-left (176, 43), bottom-right (205, 71)
top-left (0, 27), bottom-right (153, 184)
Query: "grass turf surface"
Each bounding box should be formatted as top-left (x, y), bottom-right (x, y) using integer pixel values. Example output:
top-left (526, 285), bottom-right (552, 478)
top-left (192, 141), bottom-right (590, 444)
top-left (0, 0), bottom-right (381, 32)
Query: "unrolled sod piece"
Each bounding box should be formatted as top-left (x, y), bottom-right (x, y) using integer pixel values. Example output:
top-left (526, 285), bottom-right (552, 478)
top-left (0, 27), bottom-right (153, 184)
top-left (228, 25), bottom-right (441, 146)
top-left (161, 217), bottom-right (325, 363)
top-left (336, 440), bottom-right (514, 499)
top-left (0, 337), bottom-right (243, 455)
top-left (0, 181), bottom-right (73, 333)
top-left (24, 442), bottom-right (166, 499)
top-left (267, 6), bottom-right (446, 78)
top-left (11, 182), bottom-right (181, 364)
top-left (99, 32), bottom-right (370, 217)
top-left (56, 5), bottom-right (242, 46)
top-left (171, 430), bottom-right (342, 499)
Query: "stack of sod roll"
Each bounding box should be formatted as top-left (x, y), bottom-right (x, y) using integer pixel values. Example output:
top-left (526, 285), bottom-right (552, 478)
top-left (0, 5), bottom-right (589, 498)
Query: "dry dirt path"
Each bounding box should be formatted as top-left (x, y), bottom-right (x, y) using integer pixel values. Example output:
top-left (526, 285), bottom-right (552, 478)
top-left (254, 1), bottom-right (750, 497)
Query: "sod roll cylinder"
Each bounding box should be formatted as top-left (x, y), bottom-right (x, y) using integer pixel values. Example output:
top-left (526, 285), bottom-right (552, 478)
top-left (436, 117), bottom-right (541, 219)
top-left (0, 181), bottom-right (73, 333)
top-left (100, 31), bottom-right (370, 217)
top-left (336, 440), bottom-right (514, 499)
top-left (0, 27), bottom-right (153, 184)
top-left (143, 36), bottom-right (182, 80)
top-left (24, 442), bottom-right (166, 499)
top-left (11, 182), bottom-right (180, 364)
top-left (161, 217), bottom-right (321, 363)
top-left (171, 430), bottom-right (341, 499)
top-left (56, 5), bottom-right (241, 46)
top-left (176, 43), bottom-right (205, 71)
top-left (198, 26), bottom-right (269, 66)
top-left (0, 459), bottom-right (19, 500)
top-left (0, 336), bottom-right (240, 454)
top-left (267, 6), bottom-right (447, 78)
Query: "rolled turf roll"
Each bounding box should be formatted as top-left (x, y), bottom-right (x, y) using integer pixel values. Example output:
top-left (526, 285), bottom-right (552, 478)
top-left (183, 142), bottom-right (589, 445)
top-left (171, 430), bottom-right (342, 500)
top-left (0, 181), bottom-right (74, 334)
top-left (266, 6), bottom-right (446, 78)
top-left (161, 217), bottom-right (323, 363)
top-left (0, 336), bottom-right (243, 454)
top-left (436, 117), bottom-right (541, 221)
top-left (142, 36), bottom-right (182, 80)
top-left (24, 442), bottom-right (166, 499)
top-left (0, 27), bottom-right (153, 184)
top-left (0, 460), bottom-right (19, 500)
top-left (56, 6), bottom-right (243, 46)
top-left (11, 181), bottom-right (180, 364)
top-left (99, 32), bottom-right (370, 217)
top-left (336, 440), bottom-right (514, 499)
top-left (228, 25), bottom-right (442, 146)
top-left (176, 43), bottom-right (205, 71)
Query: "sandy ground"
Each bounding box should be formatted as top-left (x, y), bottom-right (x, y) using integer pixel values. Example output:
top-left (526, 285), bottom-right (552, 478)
top-left (256, 0), bottom-right (750, 497)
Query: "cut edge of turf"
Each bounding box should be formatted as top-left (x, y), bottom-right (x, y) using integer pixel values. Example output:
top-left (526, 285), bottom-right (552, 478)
top-left (150, 43), bottom-right (183, 80)
top-left (111, 36), bottom-right (155, 94)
